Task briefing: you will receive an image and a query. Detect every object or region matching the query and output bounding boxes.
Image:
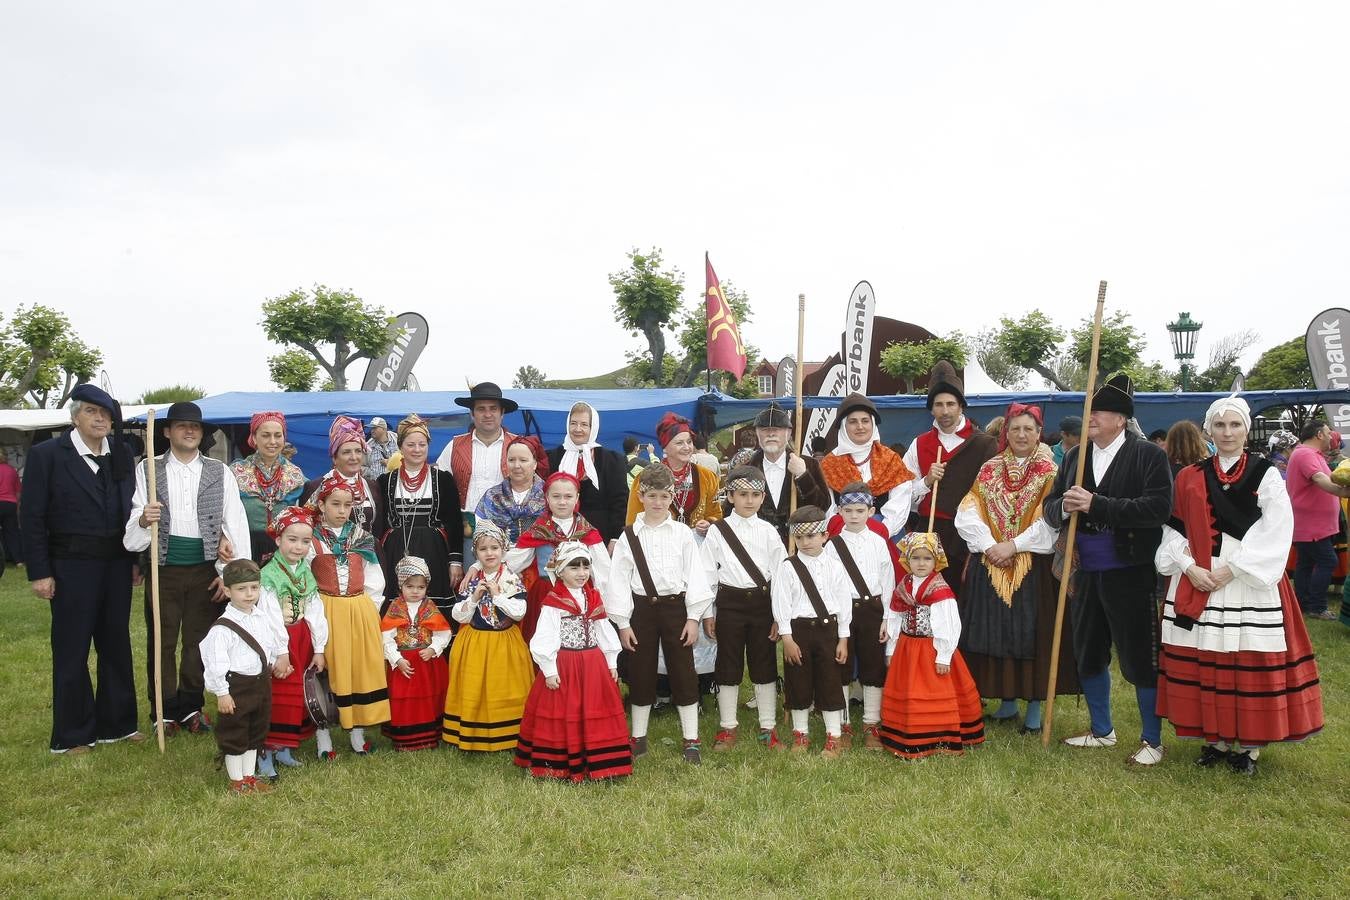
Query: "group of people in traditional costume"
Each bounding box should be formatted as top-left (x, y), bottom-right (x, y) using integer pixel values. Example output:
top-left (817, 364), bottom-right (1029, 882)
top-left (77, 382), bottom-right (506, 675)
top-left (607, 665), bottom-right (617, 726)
top-left (18, 368), bottom-right (1331, 794)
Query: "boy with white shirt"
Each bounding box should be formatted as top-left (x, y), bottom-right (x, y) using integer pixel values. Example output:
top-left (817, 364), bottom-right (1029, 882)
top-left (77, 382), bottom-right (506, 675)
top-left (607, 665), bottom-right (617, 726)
top-left (199, 559), bottom-right (289, 794)
top-left (826, 482), bottom-right (897, 750)
top-left (772, 506), bottom-right (853, 759)
top-left (606, 463), bottom-right (713, 764)
top-left (701, 466), bottom-right (787, 751)
top-left (125, 401), bottom-right (251, 734)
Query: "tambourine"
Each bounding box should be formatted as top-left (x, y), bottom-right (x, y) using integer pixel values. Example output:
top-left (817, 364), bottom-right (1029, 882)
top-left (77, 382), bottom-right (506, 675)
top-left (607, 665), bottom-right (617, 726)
top-left (303, 668), bottom-right (339, 728)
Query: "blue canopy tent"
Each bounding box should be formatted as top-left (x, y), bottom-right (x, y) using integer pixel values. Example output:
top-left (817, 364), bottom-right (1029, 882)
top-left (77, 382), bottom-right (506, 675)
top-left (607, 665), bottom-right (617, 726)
top-left (136, 389), bottom-right (705, 477)
top-left (701, 389), bottom-right (1350, 449)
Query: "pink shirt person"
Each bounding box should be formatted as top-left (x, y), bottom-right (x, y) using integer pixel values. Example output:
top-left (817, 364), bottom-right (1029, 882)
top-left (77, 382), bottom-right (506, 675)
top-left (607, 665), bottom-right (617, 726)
top-left (1286, 445), bottom-right (1340, 542)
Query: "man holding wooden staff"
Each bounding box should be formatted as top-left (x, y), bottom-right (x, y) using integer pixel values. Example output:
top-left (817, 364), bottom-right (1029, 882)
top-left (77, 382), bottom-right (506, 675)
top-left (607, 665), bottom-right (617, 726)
top-left (21, 384), bottom-right (142, 754)
top-left (728, 402), bottom-right (830, 546)
top-left (1041, 374), bottom-right (1173, 766)
top-left (125, 401), bottom-right (251, 735)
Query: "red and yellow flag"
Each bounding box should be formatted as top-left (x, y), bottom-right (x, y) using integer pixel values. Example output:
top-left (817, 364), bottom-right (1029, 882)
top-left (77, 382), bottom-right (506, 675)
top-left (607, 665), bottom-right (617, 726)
top-left (705, 253), bottom-right (747, 380)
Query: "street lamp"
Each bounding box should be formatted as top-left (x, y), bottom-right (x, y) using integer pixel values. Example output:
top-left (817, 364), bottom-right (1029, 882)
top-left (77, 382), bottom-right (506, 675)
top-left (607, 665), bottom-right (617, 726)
top-left (1167, 311), bottom-right (1203, 391)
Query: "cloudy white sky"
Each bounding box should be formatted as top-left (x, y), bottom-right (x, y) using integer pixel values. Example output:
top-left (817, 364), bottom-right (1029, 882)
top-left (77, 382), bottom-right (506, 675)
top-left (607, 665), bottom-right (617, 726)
top-left (3, 2), bottom-right (1347, 400)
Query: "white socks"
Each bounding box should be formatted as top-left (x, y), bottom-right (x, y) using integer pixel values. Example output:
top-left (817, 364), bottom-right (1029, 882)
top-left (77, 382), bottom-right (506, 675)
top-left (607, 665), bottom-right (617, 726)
top-left (823, 709), bottom-right (842, 738)
top-left (753, 682), bottom-right (777, 731)
top-left (863, 686), bottom-right (883, 725)
top-left (242, 748), bottom-right (257, 777)
top-left (630, 704), bottom-right (652, 739)
top-left (717, 687), bottom-right (740, 730)
top-left (677, 703), bottom-right (699, 741)
top-left (315, 728), bottom-right (333, 756)
top-left (225, 753), bottom-right (245, 781)
top-left (842, 687), bottom-right (851, 717)
top-left (350, 727), bottom-right (366, 752)
top-left (791, 709), bottom-right (809, 733)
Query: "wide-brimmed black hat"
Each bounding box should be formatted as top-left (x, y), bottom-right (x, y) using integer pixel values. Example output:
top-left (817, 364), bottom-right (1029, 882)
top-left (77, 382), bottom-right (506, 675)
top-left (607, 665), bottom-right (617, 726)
top-left (455, 382), bottom-right (519, 414)
top-left (163, 401), bottom-right (205, 425)
top-left (838, 392), bottom-right (878, 421)
top-left (753, 402), bottom-right (792, 429)
top-left (1092, 373), bottom-right (1134, 417)
top-left (926, 360), bottom-right (966, 409)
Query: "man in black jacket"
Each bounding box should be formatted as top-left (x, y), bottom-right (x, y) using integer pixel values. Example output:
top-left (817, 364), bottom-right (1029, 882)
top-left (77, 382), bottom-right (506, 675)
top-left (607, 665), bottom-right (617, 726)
top-left (21, 384), bottom-right (142, 754)
top-left (725, 403), bottom-right (830, 546)
top-left (1042, 374), bottom-right (1173, 767)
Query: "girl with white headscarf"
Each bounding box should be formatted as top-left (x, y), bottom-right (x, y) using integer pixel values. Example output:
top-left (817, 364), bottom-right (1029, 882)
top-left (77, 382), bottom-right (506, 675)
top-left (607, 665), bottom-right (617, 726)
top-left (547, 401), bottom-right (629, 546)
top-left (1154, 395), bottom-right (1325, 775)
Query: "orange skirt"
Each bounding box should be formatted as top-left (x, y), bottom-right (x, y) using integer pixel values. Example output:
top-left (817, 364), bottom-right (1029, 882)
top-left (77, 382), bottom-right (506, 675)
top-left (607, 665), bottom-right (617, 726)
top-left (880, 635), bottom-right (985, 759)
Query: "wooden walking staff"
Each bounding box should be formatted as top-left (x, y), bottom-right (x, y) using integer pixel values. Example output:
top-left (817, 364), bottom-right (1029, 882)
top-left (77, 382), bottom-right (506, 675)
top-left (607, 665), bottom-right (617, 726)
top-left (925, 447), bottom-right (944, 534)
top-left (146, 409), bottom-right (166, 752)
top-left (789, 294), bottom-right (806, 553)
top-left (1042, 280), bottom-right (1108, 748)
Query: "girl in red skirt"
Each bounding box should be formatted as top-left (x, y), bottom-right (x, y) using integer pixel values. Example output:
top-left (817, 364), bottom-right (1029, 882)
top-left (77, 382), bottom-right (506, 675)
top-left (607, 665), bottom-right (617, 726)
top-left (258, 506), bottom-right (331, 775)
top-left (380, 556), bottom-right (452, 750)
top-left (879, 532), bottom-right (985, 759)
top-left (515, 541), bottom-right (632, 782)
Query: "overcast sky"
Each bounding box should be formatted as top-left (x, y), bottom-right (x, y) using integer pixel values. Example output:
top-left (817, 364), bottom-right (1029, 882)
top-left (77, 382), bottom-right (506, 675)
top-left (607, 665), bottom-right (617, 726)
top-left (3, 2), bottom-right (1347, 400)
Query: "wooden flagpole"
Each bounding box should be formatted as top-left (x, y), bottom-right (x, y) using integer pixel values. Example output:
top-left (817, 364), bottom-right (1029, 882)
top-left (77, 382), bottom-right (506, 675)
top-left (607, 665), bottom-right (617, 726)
top-left (789, 294), bottom-right (806, 553)
top-left (146, 409), bottom-right (166, 752)
top-left (925, 447), bottom-right (944, 534)
top-left (1042, 281), bottom-right (1108, 748)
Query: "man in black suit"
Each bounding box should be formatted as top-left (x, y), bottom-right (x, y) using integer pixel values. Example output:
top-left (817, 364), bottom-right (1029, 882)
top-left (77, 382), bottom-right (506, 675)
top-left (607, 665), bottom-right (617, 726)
top-left (725, 403), bottom-right (830, 545)
top-left (1042, 374), bottom-right (1173, 767)
top-left (21, 384), bottom-right (142, 754)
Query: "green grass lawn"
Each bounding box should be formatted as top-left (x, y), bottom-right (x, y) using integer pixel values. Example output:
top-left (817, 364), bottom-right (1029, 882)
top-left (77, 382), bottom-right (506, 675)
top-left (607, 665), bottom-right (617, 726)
top-left (1, 571), bottom-right (1346, 898)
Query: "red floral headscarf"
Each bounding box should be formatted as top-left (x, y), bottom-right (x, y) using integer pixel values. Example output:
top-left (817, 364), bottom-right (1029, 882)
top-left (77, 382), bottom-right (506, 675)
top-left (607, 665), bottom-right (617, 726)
top-left (247, 411), bottom-right (287, 449)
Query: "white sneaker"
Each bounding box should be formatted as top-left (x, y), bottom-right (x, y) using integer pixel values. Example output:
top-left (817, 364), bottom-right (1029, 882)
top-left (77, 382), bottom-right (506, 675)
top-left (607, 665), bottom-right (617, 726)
top-left (1062, 728), bottom-right (1118, 748)
top-left (1126, 741), bottom-right (1165, 767)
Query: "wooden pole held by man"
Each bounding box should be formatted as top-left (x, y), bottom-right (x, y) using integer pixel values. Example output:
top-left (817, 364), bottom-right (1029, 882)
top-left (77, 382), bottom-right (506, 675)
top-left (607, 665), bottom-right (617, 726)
top-left (146, 409), bottom-right (166, 753)
top-left (789, 293), bottom-right (806, 552)
top-left (1042, 281), bottom-right (1108, 747)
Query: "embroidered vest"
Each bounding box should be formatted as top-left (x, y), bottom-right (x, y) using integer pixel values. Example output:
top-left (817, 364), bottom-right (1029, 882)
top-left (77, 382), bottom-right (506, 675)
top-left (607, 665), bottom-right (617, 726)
top-left (150, 455), bottom-right (226, 562)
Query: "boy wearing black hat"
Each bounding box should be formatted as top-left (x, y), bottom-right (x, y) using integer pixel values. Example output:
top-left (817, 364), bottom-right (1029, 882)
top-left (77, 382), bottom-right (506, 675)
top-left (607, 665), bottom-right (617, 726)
top-left (126, 401), bottom-right (252, 734)
top-left (904, 361), bottom-right (999, 589)
top-left (701, 465), bottom-right (788, 750)
top-left (200, 559), bottom-right (288, 794)
top-left (1042, 373), bottom-right (1173, 767)
top-left (726, 402), bottom-right (830, 545)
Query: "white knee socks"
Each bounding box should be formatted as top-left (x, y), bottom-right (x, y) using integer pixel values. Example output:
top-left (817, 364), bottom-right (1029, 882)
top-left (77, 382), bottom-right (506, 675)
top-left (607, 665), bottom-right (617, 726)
top-left (753, 682), bottom-right (777, 731)
top-left (242, 748), bottom-right (257, 777)
top-left (350, 727), bottom-right (366, 752)
top-left (225, 753), bottom-right (245, 781)
top-left (791, 709), bottom-right (809, 734)
top-left (677, 703), bottom-right (699, 741)
top-left (630, 704), bottom-right (652, 738)
top-left (823, 709), bottom-right (842, 738)
top-left (315, 728), bottom-right (333, 756)
top-left (717, 687), bottom-right (739, 730)
top-left (862, 686), bottom-right (883, 725)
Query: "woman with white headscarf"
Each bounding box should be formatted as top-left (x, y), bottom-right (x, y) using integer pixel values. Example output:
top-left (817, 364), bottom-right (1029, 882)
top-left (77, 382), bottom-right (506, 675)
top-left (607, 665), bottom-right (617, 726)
top-left (547, 401), bottom-right (628, 547)
top-left (1155, 395), bottom-right (1326, 775)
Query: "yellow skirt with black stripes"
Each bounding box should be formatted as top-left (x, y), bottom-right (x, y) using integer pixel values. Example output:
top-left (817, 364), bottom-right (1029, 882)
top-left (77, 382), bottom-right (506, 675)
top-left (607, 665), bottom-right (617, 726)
top-left (319, 592), bottom-right (391, 729)
top-left (442, 624), bottom-right (534, 751)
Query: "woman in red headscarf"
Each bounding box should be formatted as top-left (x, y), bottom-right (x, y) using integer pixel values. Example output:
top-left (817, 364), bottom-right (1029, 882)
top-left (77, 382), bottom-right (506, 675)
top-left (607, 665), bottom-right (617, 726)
top-left (230, 411), bottom-right (307, 562)
top-left (624, 412), bottom-right (722, 534)
top-left (301, 415), bottom-right (387, 539)
top-left (952, 403), bottom-right (1080, 734)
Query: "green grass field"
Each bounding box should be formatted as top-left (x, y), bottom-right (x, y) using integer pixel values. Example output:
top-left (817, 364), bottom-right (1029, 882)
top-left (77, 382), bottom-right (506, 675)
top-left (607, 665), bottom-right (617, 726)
top-left (1, 571), bottom-right (1345, 898)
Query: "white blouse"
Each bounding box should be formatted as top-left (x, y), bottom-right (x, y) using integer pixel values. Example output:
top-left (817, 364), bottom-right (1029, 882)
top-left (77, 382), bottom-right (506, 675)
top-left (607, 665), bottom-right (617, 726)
top-left (530, 586), bottom-right (622, 678)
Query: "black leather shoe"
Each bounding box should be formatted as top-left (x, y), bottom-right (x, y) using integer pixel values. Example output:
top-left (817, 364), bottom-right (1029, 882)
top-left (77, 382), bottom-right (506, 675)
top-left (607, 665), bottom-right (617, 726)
top-left (1019, 724), bottom-right (1042, 736)
top-left (1195, 745), bottom-right (1228, 768)
top-left (1228, 750), bottom-right (1258, 776)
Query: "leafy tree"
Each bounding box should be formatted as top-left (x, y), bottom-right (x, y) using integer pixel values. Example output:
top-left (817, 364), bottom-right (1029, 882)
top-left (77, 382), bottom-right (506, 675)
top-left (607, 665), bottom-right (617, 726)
top-left (878, 336), bottom-right (968, 394)
top-left (1069, 311), bottom-right (1152, 381)
top-left (1245, 335), bottom-right (1313, 390)
top-left (136, 384), bottom-right (206, 404)
top-left (991, 310), bottom-right (1067, 389)
top-left (1117, 361), bottom-right (1176, 393)
top-left (0, 304), bottom-right (103, 408)
top-left (513, 365), bottom-right (550, 389)
top-left (971, 327), bottom-right (1028, 390)
top-left (261, 284), bottom-right (394, 391)
top-left (268, 349), bottom-right (320, 392)
top-left (609, 249), bottom-right (685, 388)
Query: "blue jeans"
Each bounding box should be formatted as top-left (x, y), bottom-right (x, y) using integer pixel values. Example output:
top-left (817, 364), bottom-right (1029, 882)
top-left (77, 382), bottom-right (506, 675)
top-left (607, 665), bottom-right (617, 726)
top-left (1293, 536), bottom-right (1337, 614)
